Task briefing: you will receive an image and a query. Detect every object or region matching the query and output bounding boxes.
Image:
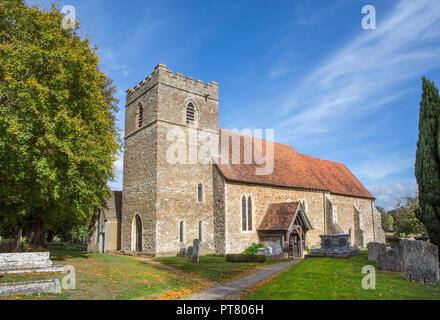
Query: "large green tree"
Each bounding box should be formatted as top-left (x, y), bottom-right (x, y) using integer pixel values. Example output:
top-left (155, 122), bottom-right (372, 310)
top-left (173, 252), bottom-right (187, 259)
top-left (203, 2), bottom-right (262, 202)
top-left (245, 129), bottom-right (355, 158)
top-left (0, 0), bottom-right (120, 245)
top-left (390, 195), bottom-right (425, 237)
top-left (415, 77), bottom-right (440, 248)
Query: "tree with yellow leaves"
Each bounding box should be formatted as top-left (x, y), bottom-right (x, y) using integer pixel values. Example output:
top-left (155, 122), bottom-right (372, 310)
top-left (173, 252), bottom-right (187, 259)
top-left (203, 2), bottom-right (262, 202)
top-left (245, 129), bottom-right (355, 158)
top-left (0, 0), bottom-right (120, 246)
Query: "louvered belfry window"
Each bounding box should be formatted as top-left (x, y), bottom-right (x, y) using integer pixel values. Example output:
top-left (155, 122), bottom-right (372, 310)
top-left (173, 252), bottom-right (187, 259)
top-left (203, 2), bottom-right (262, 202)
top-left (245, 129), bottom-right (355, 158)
top-left (138, 104), bottom-right (143, 127)
top-left (186, 103), bottom-right (195, 124)
top-left (242, 195), bottom-right (247, 231)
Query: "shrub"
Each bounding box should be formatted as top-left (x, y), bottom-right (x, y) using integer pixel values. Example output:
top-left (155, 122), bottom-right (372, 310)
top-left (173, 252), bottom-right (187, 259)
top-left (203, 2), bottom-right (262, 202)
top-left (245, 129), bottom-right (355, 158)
top-left (242, 243), bottom-right (265, 255)
top-left (22, 236), bottom-right (29, 249)
top-left (226, 254), bottom-right (266, 263)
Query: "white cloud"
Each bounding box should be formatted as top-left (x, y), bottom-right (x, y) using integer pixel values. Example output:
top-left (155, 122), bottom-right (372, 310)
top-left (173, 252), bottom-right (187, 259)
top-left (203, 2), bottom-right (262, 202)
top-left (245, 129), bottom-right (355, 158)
top-left (278, 0), bottom-right (440, 139)
top-left (351, 151), bottom-right (414, 180)
top-left (113, 156), bottom-right (123, 172)
top-left (268, 64), bottom-right (290, 80)
top-left (108, 153), bottom-right (123, 191)
top-left (99, 48), bottom-right (129, 72)
top-left (367, 181), bottom-right (418, 210)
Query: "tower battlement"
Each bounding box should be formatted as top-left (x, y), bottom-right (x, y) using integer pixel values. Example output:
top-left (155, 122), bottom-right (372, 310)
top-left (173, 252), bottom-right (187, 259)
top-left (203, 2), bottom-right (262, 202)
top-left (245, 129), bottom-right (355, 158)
top-left (126, 64), bottom-right (219, 104)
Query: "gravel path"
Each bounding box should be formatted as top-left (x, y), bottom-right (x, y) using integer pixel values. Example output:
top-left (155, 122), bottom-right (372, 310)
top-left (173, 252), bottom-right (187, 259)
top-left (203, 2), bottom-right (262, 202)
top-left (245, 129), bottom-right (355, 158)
top-left (182, 259), bottom-right (300, 300)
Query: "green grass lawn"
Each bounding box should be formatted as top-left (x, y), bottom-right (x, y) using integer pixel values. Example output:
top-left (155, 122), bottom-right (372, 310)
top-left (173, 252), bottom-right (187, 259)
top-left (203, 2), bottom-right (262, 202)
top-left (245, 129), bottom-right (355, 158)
top-left (154, 255), bottom-right (289, 282)
top-left (0, 245), bottom-right (206, 300)
top-left (244, 253), bottom-right (440, 300)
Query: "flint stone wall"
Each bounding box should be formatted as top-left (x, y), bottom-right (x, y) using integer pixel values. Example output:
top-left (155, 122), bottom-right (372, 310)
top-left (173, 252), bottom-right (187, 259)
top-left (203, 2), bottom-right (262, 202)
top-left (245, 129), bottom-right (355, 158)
top-left (402, 239), bottom-right (439, 285)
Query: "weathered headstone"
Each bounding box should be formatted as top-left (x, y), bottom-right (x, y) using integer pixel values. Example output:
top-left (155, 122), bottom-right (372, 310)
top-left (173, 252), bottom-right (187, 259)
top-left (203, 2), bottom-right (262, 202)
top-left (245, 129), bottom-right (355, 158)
top-left (376, 245), bottom-right (403, 272)
top-left (367, 242), bottom-right (386, 262)
top-left (185, 245), bottom-right (193, 259)
top-left (0, 279), bottom-right (61, 296)
top-left (0, 252), bottom-right (63, 274)
top-left (402, 239), bottom-right (439, 285)
top-left (264, 245), bottom-right (282, 256)
top-left (177, 247), bottom-right (187, 258)
top-left (192, 239), bottom-right (200, 263)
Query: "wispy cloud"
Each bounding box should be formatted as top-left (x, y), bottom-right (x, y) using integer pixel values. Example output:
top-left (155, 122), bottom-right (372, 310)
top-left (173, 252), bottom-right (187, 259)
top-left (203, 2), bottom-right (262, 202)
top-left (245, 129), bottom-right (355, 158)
top-left (268, 64), bottom-right (290, 80)
top-left (366, 181), bottom-right (418, 210)
top-left (99, 48), bottom-right (129, 72)
top-left (351, 150), bottom-right (414, 181)
top-left (278, 0), bottom-right (440, 139)
top-left (268, 0), bottom-right (440, 206)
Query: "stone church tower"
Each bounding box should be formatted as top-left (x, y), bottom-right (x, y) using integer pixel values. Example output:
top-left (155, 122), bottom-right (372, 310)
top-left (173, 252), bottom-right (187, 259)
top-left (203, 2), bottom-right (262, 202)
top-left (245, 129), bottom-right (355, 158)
top-left (121, 64), bottom-right (219, 256)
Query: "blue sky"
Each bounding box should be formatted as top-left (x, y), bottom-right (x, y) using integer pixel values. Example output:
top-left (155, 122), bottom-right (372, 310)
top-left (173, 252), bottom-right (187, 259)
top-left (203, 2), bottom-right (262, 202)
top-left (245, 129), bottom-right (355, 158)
top-left (29, 0), bottom-right (440, 210)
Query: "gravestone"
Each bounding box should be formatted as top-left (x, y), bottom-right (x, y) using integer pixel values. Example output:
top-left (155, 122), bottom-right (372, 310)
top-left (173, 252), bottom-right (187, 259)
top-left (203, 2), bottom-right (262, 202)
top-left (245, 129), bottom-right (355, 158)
top-left (0, 252), bottom-right (63, 274)
top-left (0, 279), bottom-right (61, 296)
top-left (376, 245), bottom-right (403, 272)
top-left (402, 239), bottom-right (439, 285)
top-left (177, 247), bottom-right (186, 258)
top-left (192, 239), bottom-right (200, 263)
top-left (367, 242), bottom-right (386, 262)
top-left (264, 245), bottom-right (282, 256)
top-left (185, 245), bottom-right (193, 259)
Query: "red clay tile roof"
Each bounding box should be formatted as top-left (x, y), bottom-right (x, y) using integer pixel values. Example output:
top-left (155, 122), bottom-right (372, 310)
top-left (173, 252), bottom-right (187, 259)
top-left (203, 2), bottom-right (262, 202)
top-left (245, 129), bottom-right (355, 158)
top-left (216, 129), bottom-right (374, 199)
top-left (258, 202), bottom-right (299, 231)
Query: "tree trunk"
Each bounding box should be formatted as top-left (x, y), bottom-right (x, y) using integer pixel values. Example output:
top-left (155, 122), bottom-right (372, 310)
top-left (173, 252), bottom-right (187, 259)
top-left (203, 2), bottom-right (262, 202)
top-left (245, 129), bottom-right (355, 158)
top-left (31, 218), bottom-right (45, 246)
top-left (14, 226), bottom-right (22, 251)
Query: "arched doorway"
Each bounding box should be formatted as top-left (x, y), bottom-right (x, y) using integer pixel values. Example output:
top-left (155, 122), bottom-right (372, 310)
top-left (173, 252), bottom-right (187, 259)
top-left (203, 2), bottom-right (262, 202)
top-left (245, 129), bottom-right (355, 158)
top-left (131, 215), bottom-right (142, 252)
top-left (288, 227), bottom-right (306, 258)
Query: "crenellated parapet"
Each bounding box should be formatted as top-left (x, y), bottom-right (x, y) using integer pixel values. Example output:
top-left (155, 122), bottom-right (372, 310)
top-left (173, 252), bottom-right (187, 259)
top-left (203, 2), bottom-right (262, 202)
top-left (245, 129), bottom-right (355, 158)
top-left (126, 63), bottom-right (219, 104)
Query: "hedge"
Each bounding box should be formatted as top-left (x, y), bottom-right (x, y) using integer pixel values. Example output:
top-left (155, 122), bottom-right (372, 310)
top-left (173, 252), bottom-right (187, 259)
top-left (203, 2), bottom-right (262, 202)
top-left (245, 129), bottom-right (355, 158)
top-left (226, 254), bottom-right (266, 263)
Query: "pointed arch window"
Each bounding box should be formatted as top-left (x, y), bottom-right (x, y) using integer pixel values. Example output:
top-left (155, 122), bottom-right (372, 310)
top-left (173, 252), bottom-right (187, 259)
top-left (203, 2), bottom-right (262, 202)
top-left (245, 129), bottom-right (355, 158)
top-left (186, 103), bottom-right (195, 124)
top-left (138, 104), bottom-right (143, 127)
top-left (247, 196), bottom-right (253, 231)
top-left (242, 195), bottom-right (247, 231)
top-left (198, 221), bottom-right (202, 241)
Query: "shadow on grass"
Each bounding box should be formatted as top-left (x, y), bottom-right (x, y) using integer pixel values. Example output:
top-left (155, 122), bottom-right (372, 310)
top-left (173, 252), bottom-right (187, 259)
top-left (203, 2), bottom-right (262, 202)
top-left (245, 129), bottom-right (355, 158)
top-left (49, 244), bottom-right (88, 261)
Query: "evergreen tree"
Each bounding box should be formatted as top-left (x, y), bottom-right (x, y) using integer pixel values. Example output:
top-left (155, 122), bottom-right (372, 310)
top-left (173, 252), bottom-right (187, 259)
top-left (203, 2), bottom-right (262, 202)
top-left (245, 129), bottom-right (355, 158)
top-left (415, 77), bottom-right (440, 247)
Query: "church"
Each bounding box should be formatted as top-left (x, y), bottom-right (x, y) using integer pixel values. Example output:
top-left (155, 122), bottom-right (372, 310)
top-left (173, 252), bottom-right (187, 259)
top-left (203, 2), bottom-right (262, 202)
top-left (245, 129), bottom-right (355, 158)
top-left (88, 64), bottom-right (385, 257)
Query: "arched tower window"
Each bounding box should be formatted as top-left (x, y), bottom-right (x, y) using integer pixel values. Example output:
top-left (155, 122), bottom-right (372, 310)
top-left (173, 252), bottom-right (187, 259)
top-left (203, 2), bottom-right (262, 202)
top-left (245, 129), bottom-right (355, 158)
top-left (242, 195), bottom-right (247, 231)
top-left (179, 221), bottom-right (184, 242)
top-left (197, 183), bottom-right (203, 202)
top-left (186, 103), bottom-right (195, 124)
top-left (247, 196), bottom-right (253, 231)
top-left (138, 104), bottom-right (143, 127)
top-left (198, 221), bottom-right (202, 241)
